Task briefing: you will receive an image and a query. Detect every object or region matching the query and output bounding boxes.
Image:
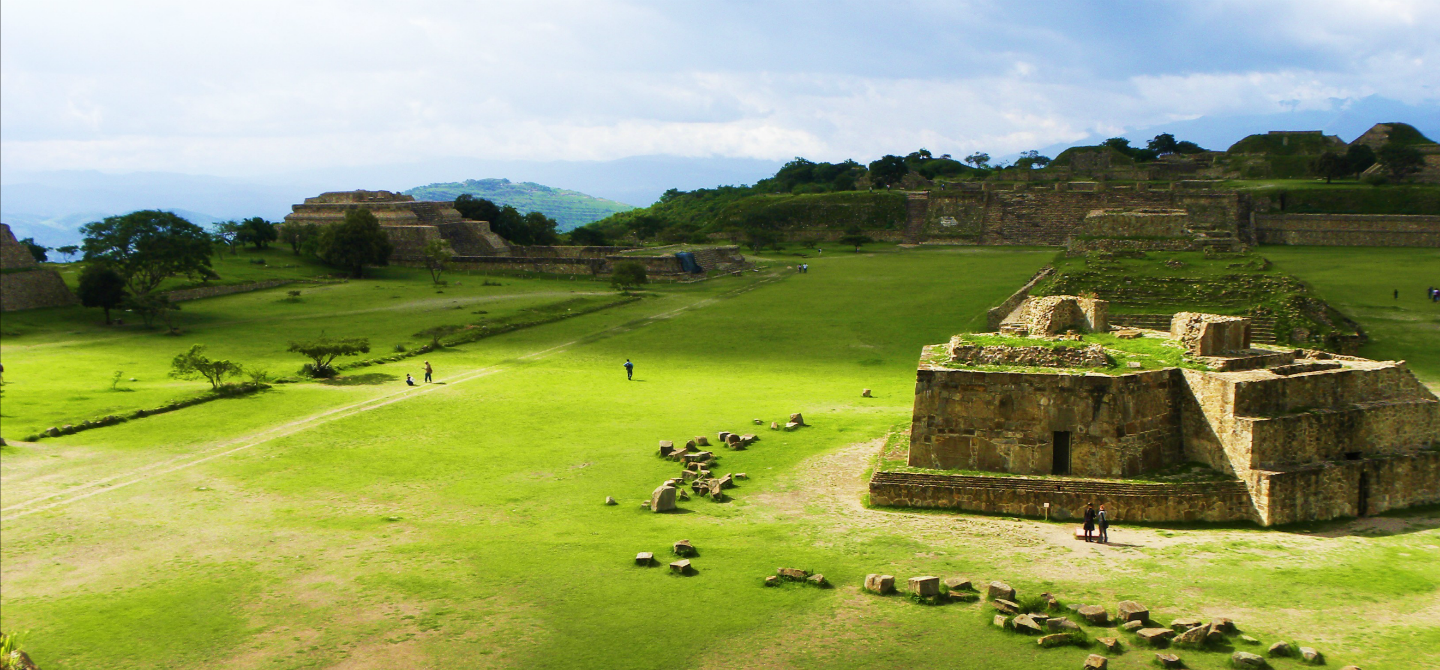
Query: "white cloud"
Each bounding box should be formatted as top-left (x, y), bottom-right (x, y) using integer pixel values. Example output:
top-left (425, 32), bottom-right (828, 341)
top-left (2, 0), bottom-right (1437, 175)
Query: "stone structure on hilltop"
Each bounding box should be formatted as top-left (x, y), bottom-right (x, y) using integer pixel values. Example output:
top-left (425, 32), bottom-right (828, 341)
top-left (0, 223), bottom-right (79, 312)
top-left (284, 190), bottom-right (512, 262)
top-left (874, 296), bottom-right (1440, 526)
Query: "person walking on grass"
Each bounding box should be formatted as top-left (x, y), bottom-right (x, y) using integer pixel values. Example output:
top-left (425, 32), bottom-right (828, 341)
top-left (1096, 505), bottom-right (1109, 544)
top-left (1082, 503), bottom-right (1096, 542)
top-left (624, 358), bottom-right (634, 380)
top-left (423, 361), bottom-right (433, 383)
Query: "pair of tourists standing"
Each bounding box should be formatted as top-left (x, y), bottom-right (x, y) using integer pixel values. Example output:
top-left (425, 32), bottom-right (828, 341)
top-left (1082, 503), bottom-right (1110, 543)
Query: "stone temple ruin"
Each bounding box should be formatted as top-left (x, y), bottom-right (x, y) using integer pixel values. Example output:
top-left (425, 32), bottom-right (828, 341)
top-left (0, 223), bottom-right (78, 312)
top-left (871, 295), bottom-right (1440, 526)
top-left (284, 190), bottom-right (512, 262)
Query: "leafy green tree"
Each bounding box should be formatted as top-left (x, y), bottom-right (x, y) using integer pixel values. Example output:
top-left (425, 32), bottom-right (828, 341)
top-left (54, 245), bottom-right (80, 262)
top-left (170, 344), bottom-right (243, 390)
top-left (1102, 137), bottom-right (1158, 162)
top-left (1377, 142), bottom-right (1425, 181)
top-left (1014, 150), bottom-right (1052, 170)
top-left (121, 292), bottom-right (180, 329)
top-left (1345, 144), bottom-right (1376, 175)
top-left (18, 237), bottom-right (48, 262)
top-left (317, 209), bottom-right (393, 278)
top-left (421, 239), bottom-right (453, 284)
top-left (963, 152), bottom-right (992, 169)
top-left (568, 225), bottom-right (610, 246)
top-left (610, 261), bottom-right (648, 292)
top-left (277, 221), bottom-right (311, 254)
top-left (626, 213), bottom-right (668, 241)
top-left (288, 336), bottom-right (370, 377)
top-left (867, 155), bottom-right (908, 187)
top-left (82, 210), bottom-right (215, 294)
top-left (237, 217), bottom-right (278, 249)
top-left (454, 194), bottom-right (502, 223)
top-left (77, 263), bottom-right (128, 324)
top-left (490, 205), bottom-right (528, 244)
top-left (523, 211), bottom-right (561, 245)
top-left (838, 230), bottom-right (874, 252)
top-left (743, 227), bottom-right (780, 252)
top-left (1174, 140), bottom-right (1206, 154)
top-left (1312, 152), bottom-right (1349, 183)
top-left (1146, 133), bottom-right (1179, 155)
top-left (211, 221), bottom-right (243, 254)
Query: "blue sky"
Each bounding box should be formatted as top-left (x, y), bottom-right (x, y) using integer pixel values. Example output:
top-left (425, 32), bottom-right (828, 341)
top-left (2, 0), bottom-right (1437, 177)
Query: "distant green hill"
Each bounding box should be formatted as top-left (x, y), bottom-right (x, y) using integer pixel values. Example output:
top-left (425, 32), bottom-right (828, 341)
top-left (403, 178), bottom-right (635, 231)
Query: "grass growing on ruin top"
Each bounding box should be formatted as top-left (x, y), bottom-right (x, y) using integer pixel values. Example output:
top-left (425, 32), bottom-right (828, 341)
top-left (938, 332), bottom-right (1209, 374)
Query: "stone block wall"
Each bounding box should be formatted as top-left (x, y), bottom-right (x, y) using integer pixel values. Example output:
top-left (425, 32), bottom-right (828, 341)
top-left (908, 362), bottom-right (1184, 477)
top-left (160, 279), bottom-right (295, 302)
top-left (1006, 295), bottom-right (1108, 335)
top-left (869, 471), bottom-right (1257, 523)
top-left (912, 190), bottom-right (1247, 246)
top-left (1254, 451), bottom-right (1440, 525)
top-left (1243, 399), bottom-right (1438, 468)
top-left (985, 267), bottom-right (1053, 330)
top-left (1254, 214), bottom-right (1440, 247)
top-left (383, 225), bottom-right (445, 262)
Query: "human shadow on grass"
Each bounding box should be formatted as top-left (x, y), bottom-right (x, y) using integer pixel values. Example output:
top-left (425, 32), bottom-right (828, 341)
top-left (322, 373), bottom-right (399, 386)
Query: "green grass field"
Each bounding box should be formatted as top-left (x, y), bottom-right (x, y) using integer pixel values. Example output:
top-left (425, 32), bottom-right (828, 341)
top-left (2, 245), bottom-right (1437, 669)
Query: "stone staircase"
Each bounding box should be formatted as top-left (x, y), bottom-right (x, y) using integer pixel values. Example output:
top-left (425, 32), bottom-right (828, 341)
top-left (903, 192), bottom-right (930, 243)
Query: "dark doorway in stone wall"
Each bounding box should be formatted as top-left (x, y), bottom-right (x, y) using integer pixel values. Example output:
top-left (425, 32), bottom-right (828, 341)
top-left (1052, 431), bottom-right (1071, 475)
top-left (1357, 471), bottom-right (1370, 517)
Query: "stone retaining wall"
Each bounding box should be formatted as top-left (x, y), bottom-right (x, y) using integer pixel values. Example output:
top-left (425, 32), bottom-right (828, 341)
top-left (908, 363), bottom-right (1184, 477)
top-left (868, 471), bottom-right (1257, 523)
top-left (985, 266), bottom-right (1053, 330)
top-left (1253, 214), bottom-right (1440, 247)
top-left (912, 190), bottom-right (1248, 246)
top-left (1255, 451), bottom-right (1440, 525)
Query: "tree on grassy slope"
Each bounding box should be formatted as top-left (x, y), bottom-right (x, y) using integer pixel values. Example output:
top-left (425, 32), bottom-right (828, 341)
top-left (610, 261), bottom-right (648, 293)
top-left (421, 239), bottom-right (453, 284)
top-left (211, 221), bottom-right (243, 255)
top-left (77, 263), bottom-right (128, 324)
top-left (170, 344), bottom-right (243, 389)
top-left (121, 292), bottom-right (180, 330)
top-left (238, 217), bottom-right (278, 249)
top-left (317, 209), bottom-right (392, 278)
top-left (288, 336), bottom-right (370, 377)
top-left (1312, 152), bottom-right (1349, 184)
top-left (1377, 142), bottom-right (1425, 181)
top-left (55, 245), bottom-right (80, 262)
top-left (82, 210), bottom-right (216, 295)
top-left (838, 229), bottom-right (874, 252)
top-left (867, 155), bottom-right (908, 187)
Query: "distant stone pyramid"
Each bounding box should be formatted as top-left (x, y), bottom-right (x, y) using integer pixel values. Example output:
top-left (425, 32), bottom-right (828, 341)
top-left (0, 223), bottom-right (79, 312)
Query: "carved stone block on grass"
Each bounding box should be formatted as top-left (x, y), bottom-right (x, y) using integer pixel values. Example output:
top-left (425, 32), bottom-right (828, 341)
top-left (1299, 648), bottom-right (1323, 665)
top-left (1097, 637), bottom-right (1121, 653)
top-left (993, 614), bottom-right (1010, 629)
top-left (777, 567), bottom-right (808, 582)
top-left (1013, 614), bottom-right (1046, 635)
top-left (1136, 628), bottom-right (1176, 647)
top-left (1037, 633), bottom-right (1075, 648)
top-left (1085, 654), bottom-right (1108, 670)
top-left (635, 552), bottom-right (653, 566)
top-left (669, 559), bottom-right (692, 575)
top-left (993, 599), bottom-right (1020, 615)
top-left (1079, 605), bottom-right (1109, 625)
top-left (672, 539), bottom-right (695, 556)
top-left (1267, 642), bottom-right (1293, 658)
top-left (1232, 652), bottom-right (1268, 669)
top-left (864, 574), bottom-right (895, 594)
top-left (1117, 601), bottom-right (1149, 623)
top-left (943, 577), bottom-right (972, 591)
top-left (650, 485), bottom-right (677, 513)
top-left (1155, 653), bottom-right (1184, 669)
top-left (764, 575), bottom-right (778, 587)
top-left (907, 576), bottom-right (940, 597)
top-left (695, 436), bottom-right (709, 447)
top-left (1121, 621), bottom-right (1145, 632)
top-left (1047, 617), bottom-right (1080, 633)
top-left (806, 574), bottom-right (827, 587)
top-left (987, 581), bottom-right (1016, 600)
top-left (1171, 618), bottom-right (1203, 632)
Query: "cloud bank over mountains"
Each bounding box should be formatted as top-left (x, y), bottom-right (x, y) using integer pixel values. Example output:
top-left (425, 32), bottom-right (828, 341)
top-left (3, 0), bottom-right (1437, 177)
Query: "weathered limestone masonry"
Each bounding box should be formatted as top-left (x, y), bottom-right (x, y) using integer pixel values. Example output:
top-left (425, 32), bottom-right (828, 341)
top-left (1171, 312), bottom-right (1250, 356)
top-left (985, 267), bottom-right (1054, 331)
top-left (908, 353), bottom-right (1185, 478)
top-left (1000, 295), bottom-right (1108, 336)
top-left (1253, 214), bottom-right (1440, 247)
top-left (890, 308), bottom-right (1440, 525)
top-left (284, 190), bottom-right (512, 262)
top-left (0, 223), bottom-right (79, 312)
top-left (1179, 360), bottom-right (1440, 525)
top-left (907, 188), bottom-right (1249, 246)
top-left (869, 472), bottom-right (1255, 523)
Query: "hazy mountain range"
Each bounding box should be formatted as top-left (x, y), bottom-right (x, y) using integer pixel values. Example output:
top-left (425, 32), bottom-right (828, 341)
top-left (403, 178), bottom-right (634, 231)
top-left (2, 96), bottom-right (1434, 248)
